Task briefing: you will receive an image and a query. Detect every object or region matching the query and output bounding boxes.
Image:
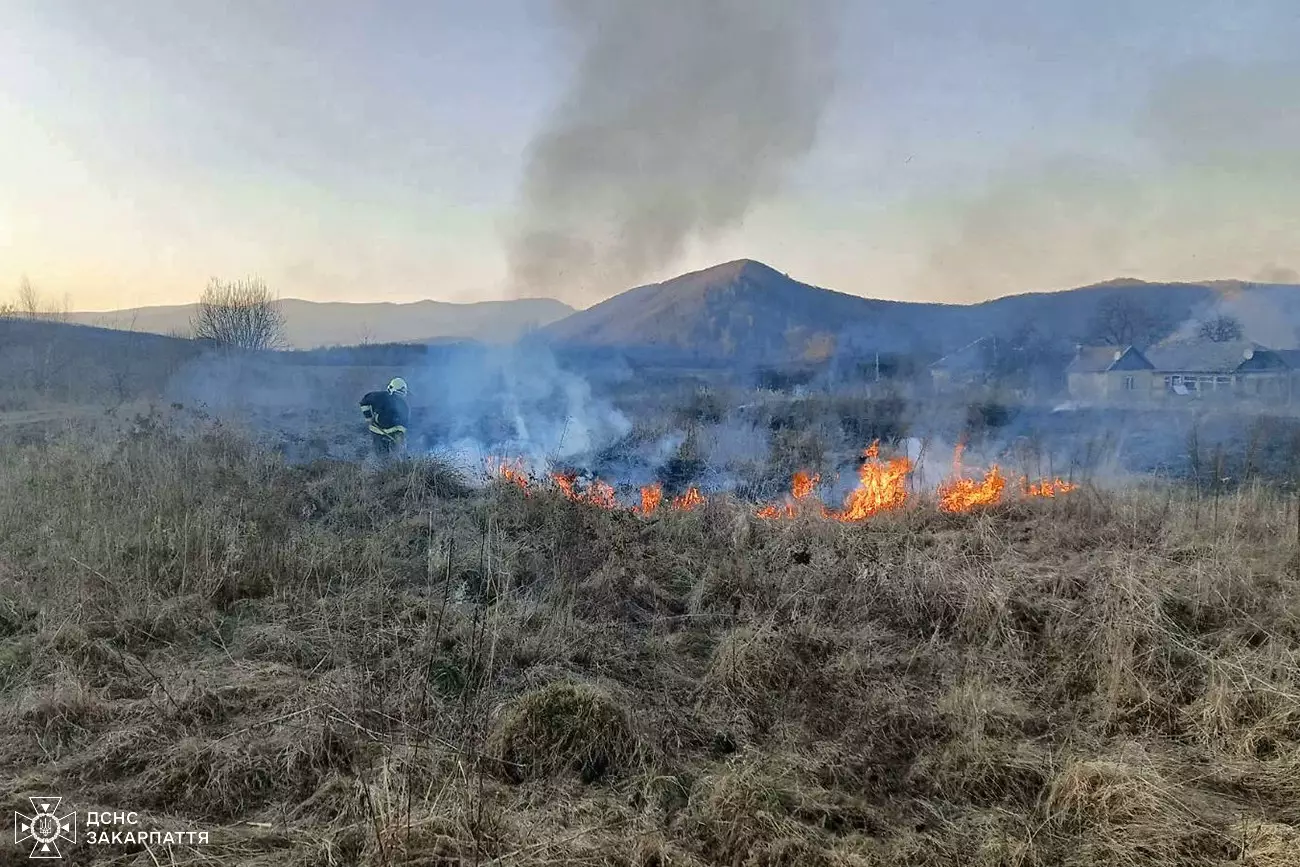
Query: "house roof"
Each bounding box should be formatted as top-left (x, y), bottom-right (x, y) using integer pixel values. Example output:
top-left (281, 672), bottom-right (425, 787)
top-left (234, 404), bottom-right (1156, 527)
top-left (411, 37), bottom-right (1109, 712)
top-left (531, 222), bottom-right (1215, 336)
top-left (929, 336), bottom-right (1014, 374)
top-left (1066, 346), bottom-right (1129, 374)
top-left (1275, 349), bottom-right (1300, 369)
top-left (1143, 340), bottom-right (1270, 373)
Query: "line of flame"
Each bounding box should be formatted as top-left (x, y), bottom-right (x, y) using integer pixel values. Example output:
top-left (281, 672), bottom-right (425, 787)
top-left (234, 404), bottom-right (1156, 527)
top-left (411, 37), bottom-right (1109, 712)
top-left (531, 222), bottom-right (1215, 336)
top-left (488, 443), bottom-right (1076, 519)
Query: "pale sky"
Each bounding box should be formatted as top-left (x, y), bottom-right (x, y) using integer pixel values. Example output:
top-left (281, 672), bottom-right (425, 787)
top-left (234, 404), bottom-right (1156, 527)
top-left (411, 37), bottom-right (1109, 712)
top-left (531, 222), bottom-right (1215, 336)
top-left (1, 0), bottom-right (1297, 311)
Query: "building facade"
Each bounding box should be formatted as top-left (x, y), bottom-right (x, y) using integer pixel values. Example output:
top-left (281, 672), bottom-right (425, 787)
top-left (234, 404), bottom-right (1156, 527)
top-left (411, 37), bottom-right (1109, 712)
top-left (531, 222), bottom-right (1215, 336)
top-left (1066, 341), bottom-right (1299, 405)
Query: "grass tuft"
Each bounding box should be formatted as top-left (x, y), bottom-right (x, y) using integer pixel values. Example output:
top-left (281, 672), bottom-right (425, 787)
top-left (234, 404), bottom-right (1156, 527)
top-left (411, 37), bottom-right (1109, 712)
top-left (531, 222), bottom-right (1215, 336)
top-left (486, 680), bottom-right (640, 783)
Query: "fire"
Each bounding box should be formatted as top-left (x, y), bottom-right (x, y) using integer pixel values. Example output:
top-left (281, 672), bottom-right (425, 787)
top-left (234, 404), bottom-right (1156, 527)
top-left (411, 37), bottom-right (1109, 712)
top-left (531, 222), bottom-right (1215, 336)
top-left (792, 471), bottom-right (819, 500)
top-left (634, 483), bottom-right (664, 516)
top-left (933, 440), bottom-right (1005, 514)
top-left (551, 472), bottom-right (618, 509)
top-left (672, 487), bottom-right (706, 511)
top-left (756, 503), bottom-right (791, 520)
top-left (488, 457), bottom-right (531, 492)
top-left (757, 470), bottom-right (821, 520)
top-left (826, 441), bottom-right (913, 522)
top-left (487, 440), bottom-right (1074, 521)
top-left (938, 466), bottom-right (1007, 513)
top-left (1024, 477), bottom-right (1078, 498)
top-left (757, 443), bottom-right (912, 522)
top-left (551, 471), bottom-right (577, 499)
top-left (585, 479), bottom-right (618, 509)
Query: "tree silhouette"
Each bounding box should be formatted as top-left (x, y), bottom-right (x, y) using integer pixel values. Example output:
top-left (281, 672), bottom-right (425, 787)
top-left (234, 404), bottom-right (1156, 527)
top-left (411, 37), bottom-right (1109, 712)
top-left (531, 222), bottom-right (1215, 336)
top-left (1087, 296), bottom-right (1170, 347)
top-left (191, 276), bottom-right (287, 350)
top-left (1198, 314), bottom-right (1243, 343)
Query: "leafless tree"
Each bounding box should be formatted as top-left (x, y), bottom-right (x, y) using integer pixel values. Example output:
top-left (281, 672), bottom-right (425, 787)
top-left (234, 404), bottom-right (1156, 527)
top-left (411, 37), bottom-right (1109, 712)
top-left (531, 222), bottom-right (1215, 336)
top-left (8, 277), bottom-right (69, 322)
top-left (1198, 314), bottom-right (1244, 343)
top-left (1087, 296), bottom-right (1169, 347)
top-left (191, 276), bottom-right (287, 350)
top-left (16, 276), bottom-right (41, 319)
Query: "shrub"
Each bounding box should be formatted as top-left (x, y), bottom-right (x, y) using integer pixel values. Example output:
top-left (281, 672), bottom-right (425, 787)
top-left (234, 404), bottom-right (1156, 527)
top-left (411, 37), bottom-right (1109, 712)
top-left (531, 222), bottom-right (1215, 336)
top-left (485, 680), bottom-right (639, 783)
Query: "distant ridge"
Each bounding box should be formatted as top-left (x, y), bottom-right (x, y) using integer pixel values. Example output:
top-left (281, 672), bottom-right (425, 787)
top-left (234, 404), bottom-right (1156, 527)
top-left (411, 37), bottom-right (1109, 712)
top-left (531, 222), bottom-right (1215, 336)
top-left (66, 297), bottom-right (575, 349)
top-left (50, 261), bottom-right (1300, 357)
top-left (542, 259), bottom-right (1300, 360)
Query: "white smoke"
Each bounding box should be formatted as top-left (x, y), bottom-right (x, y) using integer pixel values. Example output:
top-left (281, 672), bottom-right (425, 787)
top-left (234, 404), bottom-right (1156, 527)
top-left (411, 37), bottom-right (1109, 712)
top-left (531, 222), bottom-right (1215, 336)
top-left (430, 341), bottom-right (631, 477)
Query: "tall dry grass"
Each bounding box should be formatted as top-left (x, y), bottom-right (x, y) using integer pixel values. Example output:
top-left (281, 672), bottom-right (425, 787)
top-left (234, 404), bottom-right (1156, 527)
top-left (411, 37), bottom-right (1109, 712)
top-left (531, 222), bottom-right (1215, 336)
top-left (1, 414), bottom-right (1299, 865)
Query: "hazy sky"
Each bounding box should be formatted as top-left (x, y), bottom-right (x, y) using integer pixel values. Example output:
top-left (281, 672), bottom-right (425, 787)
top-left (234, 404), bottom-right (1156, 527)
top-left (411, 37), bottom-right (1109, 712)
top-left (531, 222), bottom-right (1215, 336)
top-left (1, 0), bottom-right (1297, 311)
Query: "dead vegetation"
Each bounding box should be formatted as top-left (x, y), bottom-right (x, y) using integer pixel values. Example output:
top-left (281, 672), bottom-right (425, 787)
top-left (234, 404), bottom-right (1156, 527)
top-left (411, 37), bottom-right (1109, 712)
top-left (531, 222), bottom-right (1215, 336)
top-left (2, 415), bottom-right (1300, 865)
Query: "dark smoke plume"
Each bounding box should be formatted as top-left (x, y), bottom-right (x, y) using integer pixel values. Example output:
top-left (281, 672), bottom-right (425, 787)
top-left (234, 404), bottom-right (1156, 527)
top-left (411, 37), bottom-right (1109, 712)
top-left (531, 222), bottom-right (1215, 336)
top-left (506, 0), bottom-right (839, 304)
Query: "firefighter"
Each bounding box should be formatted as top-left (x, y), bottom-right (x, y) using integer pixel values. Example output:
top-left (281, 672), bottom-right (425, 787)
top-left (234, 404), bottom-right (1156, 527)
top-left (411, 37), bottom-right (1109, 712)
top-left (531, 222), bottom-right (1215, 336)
top-left (360, 377), bottom-right (409, 460)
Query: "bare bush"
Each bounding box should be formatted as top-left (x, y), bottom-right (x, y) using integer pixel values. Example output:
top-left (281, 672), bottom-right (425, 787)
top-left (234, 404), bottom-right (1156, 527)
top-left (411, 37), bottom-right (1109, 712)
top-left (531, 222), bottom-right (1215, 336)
top-left (1088, 295), bottom-right (1171, 347)
top-left (16, 275), bottom-right (41, 318)
top-left (190, 276), bottom-right (287, 350)
top-left (1199, 313), bottom-right (1244, 342)
top-left (7, 276), bottom-right (69, 322)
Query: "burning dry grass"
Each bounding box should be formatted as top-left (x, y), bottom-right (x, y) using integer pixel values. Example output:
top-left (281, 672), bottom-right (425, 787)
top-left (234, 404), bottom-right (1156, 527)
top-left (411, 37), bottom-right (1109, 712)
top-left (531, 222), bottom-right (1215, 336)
top-left (493, 439), bottom-right (1059, 525)
top-left (2, 418), bottom-right (1300, 864)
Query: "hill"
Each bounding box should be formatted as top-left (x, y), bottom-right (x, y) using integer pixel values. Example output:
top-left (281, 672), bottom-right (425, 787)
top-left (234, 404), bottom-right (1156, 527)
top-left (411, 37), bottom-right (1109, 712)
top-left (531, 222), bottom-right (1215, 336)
top-left (957, 278), bottom-right (1300, 348)
top-left (53, 264), bottom-right (1300, 362)
top-left (542, 260), bottom-right (1300, 362)
top-left (67, 296), bottom-right (575, 348)
top-left (541, 259), bottom-right (949, 362)
top-left (0, 318), bottom-right (204, 409)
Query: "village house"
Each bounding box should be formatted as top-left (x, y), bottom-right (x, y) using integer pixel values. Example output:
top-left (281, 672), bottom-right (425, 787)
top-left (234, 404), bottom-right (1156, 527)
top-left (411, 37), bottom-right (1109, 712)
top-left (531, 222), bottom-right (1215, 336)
top-left (928, 335), bottom-right (1064, 398)
top-left (1065, 340), bottom-right (1300, 405)
top-left (929, 337), bottom-right (1019, 392)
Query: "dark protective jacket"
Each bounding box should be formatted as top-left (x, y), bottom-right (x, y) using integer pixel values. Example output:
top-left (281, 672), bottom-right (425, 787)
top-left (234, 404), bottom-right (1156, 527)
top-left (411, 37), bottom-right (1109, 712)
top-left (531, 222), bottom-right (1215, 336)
top-left (360, 391), bottom-right (409, 434)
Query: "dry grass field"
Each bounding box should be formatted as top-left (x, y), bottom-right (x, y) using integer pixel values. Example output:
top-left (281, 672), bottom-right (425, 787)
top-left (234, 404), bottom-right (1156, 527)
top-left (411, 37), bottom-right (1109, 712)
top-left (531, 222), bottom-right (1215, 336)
top-left (1, 410), bottom-right (1299, 866)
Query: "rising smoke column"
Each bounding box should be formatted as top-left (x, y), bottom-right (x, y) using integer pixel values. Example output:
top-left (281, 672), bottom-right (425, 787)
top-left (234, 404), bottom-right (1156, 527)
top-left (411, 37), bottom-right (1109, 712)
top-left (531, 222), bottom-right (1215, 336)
top-left (507, 0), bottom-right (840, 303)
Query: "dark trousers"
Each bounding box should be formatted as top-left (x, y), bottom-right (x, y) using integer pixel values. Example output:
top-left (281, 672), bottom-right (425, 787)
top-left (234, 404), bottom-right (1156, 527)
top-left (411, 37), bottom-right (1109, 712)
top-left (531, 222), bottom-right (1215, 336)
top-left (371, 430), bottom-right (406, 460)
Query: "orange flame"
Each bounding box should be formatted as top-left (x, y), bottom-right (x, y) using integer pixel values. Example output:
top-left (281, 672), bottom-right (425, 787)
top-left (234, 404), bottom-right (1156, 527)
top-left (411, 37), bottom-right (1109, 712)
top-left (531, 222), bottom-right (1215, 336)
top-left (756, 470), bottom-right (821, 519)
top-left (551, 472), bottom-right (618, 509)
top-left (1024, 477), bottom-right (1078, 498)
top-left (488, 457), bottom-right (531, 492)
top-left (495, 443), bottom-right (1070, 520)
top-left (634, 483), bottom-right (664, 516)
top-left (938, 465), bottom-right (1006, 513)
top-left (672, 487), bottom-right (706, 511)
top-left (792, 471), bottom-right (819, 500)
top-left (551, 471), bottom-right (577, 499)
top-left (585, 479), bottom-right (618, 509)
top-left (825, 440), bottom-right (912, 522)
top-left (756, 502), bottom-right (792, 520)
top-left (935, 441), bottom-right (1006, 513)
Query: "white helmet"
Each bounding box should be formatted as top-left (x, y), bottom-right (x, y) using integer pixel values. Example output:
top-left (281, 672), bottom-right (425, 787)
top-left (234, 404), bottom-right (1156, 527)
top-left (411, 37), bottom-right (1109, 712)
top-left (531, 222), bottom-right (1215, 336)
top-left (387, 377), bottom-right (408, 397)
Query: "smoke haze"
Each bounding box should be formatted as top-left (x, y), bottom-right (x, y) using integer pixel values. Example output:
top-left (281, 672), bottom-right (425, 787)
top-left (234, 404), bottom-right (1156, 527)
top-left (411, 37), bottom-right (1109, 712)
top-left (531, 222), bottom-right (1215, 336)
top-left (505, 0), bottom-right (840, 304)
top-left (431, 341), bottom-right (632, 473)
top-left (913, 57), bottom-right (1300, 302)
